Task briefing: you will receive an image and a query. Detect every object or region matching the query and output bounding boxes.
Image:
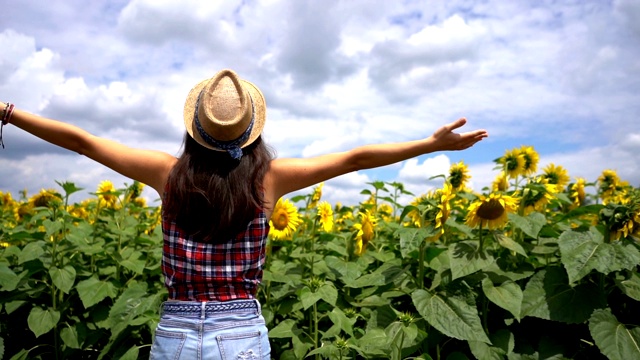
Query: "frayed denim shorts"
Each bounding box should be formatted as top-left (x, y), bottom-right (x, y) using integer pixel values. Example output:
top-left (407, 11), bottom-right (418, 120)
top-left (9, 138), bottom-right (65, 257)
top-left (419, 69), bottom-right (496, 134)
top-left (150, 299), bottom-right (270, 360)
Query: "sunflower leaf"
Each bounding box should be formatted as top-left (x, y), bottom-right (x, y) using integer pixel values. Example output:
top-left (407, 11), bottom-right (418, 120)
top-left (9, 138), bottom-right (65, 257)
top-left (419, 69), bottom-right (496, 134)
top-left (507, 212), bottom-right (545, 239)
top-left (448, 241), bottom-right (495, 280)
top-left (558, 227), bottom-right (640, 284)
top-left (520, 267), bottom-right (604, 323)
top-left (617, 272), bottom-right (640, 301)
top-left (412, 289), bottom-right (490, 344)
top-left (589, 308), bottom-right (640, 360)
top-left (481, 277), bottom-right (523, 320)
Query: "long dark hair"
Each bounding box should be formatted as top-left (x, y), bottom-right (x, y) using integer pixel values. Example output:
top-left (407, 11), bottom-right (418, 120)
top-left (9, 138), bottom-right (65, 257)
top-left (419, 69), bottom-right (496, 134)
top-left (163, 133), bottom-right (275, 242)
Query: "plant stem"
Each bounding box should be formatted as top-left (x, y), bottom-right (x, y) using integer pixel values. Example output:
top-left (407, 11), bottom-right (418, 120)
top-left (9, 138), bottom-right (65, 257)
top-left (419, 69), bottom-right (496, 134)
top-left (478, 222), bottom-right (484, 253)
top-left (313, 302), bottom-right (319, 360)
top-left (418, 240), bottom-right (426, 290)
top-left (481, 294), bottom-right (489, 333)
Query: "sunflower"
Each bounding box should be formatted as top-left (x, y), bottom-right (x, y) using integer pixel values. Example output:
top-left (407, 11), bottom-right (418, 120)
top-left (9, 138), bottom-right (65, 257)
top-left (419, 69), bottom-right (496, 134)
top-left (405, 183), bottom-right (454, 241)
top-left (540, 163), bottom-right (570, 193)
top-left (378, 203), bottom-right (394, 222)
top-left (14, 202), bottom-right (33, 222)
top-left (127, 181), bottom-right (145, 201)
top-left (570, 178), bottom-right (586, 208)
top-left (448, 161), bottom-right (470, 191)
top-left (309, 182), bottom-right (324, 209)
top-left (435, 182), bottom-right (455, 230)
top-left (353, 210), bottom-right (377, 255)
top-left (492, 171), bottom-right (509, 192)
top-left (317, 201), bottom-right (334, 232)
top-left (67, 203), bottom-right (90, 220)
top-left (269, 198), bottom-right (302, 240)
top-left (597, 170), bottom-right (630, 205)
top-left (521, 178), bottom-right (556, 215)
top-left (518, 146), bottom-right (539, 176)
top-left (465, 192), bottom-right (518, 230)
top-left (28, 189), bottom-right (62, 208)
top-left (0, 191), bottom-right (16, 209)
top-left (97, 180), bottom-right (119, 208)
top-left (500, 148), bottom-right (525, 179)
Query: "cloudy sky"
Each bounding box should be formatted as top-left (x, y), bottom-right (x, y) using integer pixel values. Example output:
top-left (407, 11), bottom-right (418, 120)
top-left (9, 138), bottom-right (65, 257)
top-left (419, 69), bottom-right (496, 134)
top-left (1, 0), bottom-right (639, 206)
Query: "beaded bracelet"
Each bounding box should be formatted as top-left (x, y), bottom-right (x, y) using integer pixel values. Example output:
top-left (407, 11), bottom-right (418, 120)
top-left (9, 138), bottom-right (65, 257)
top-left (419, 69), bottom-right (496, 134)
top-left (0, 102), bottom-right (13, 148)
top-left (2, 102), bottom-right (14, 125)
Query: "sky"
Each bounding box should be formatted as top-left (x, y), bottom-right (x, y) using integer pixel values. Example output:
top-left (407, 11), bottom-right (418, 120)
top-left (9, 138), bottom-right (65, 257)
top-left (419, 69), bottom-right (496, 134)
top-left (1, 0), bottom-right (639, 207)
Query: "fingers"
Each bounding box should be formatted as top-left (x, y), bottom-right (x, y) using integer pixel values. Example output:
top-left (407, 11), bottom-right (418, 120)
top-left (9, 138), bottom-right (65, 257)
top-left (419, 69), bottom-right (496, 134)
top-left (447, 117), bottom-right (467, 132)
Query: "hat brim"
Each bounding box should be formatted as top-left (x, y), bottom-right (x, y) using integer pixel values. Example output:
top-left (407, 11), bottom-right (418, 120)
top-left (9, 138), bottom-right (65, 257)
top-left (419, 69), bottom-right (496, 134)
top-left (183, 76), bottom-right (266, 151)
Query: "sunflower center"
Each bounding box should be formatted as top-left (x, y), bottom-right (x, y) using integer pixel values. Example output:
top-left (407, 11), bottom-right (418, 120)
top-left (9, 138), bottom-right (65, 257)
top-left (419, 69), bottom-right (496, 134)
top-left (449, 171), bottom-right (464, 188)
top-left (476, 199), bottom-right (505, 220)
top-left (273, 211), bottom-right (289, 230)
top-left (545, 173), bottom-right (559, 184)
top-left (505, 156), bottom-right (519, 171)
top-left (522, 154), bottom-right (532, 170)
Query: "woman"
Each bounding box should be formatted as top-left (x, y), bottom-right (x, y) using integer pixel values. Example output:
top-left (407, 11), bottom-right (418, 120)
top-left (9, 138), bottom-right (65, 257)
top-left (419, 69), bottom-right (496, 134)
top-left (1, 69), bottom-right (488, 359)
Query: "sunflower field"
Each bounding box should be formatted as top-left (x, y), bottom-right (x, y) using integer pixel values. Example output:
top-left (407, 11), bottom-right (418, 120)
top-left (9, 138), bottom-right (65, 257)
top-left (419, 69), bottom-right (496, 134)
top-left (1, 146), bottom-right (640, 359)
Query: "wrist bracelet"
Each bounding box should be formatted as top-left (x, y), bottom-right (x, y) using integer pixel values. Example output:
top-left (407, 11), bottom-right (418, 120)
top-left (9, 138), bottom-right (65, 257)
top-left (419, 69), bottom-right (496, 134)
top-left (0, 102), bottom-right (13, 149)
top-left (2, 103), bottom-right (14, 125)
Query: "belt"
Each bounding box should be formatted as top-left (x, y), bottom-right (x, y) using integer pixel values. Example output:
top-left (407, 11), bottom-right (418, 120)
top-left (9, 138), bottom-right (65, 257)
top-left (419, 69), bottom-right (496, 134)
top-left (162, 299), bottom-right (259, 316)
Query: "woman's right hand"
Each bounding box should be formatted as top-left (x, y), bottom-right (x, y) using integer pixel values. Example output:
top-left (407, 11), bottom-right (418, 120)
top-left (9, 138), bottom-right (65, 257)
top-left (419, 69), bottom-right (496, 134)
top-left (430, 118), bottom-right (488, 151)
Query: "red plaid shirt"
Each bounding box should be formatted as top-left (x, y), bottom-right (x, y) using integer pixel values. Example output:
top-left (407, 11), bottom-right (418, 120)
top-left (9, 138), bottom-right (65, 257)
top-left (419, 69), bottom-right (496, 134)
top-left (161, 208), bottom-right (270, 301)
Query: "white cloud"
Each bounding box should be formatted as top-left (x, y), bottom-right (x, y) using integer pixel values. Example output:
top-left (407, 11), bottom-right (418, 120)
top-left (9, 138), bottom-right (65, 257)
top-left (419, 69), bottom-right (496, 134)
top-left (1, 0), bottom-right (639, 206)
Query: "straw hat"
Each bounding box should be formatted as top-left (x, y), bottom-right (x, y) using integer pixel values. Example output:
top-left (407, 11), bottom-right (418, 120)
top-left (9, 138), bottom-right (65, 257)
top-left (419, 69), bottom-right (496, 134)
top-left (183, 69), bottom-right (266, 158)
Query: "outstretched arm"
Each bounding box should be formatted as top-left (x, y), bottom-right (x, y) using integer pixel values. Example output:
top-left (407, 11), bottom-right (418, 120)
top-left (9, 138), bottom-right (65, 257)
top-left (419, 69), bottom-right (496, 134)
top-left (2, 103), bottom-right (176, 195)
top-left (264, 118), bottom-right (487, 206)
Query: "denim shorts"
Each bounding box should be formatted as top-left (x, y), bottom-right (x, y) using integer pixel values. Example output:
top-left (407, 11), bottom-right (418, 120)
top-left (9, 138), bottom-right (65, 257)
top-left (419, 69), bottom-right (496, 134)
top-left (150, 299), bottom-right (271, 360)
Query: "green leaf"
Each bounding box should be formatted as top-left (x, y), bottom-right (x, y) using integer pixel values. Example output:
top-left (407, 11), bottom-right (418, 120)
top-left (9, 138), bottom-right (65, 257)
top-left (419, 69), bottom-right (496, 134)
top-left (317, 283), bottom-right (338, 306)
top-left (618, 272), bottom-right (640, 301)
top-left (49, 265), bottom-right (76, 294)
top-left (108, 282), bottom-right (150, 328)
top-left (43, 219), bottom-right (63, 236)
top-left (292, 332), bottom-right (312, 359)
top-left (397, 227), bottom-right (429, 259)
top-left (60, 325), bottom-right (81, 349)
top-left (589, 308), bottom-right (640, 360)
top-left (18, 241), bottom-right (45, 264)
top-left (268, 319), bottom-right (297, 338)
top-left (27, 307), bottom-right (60, 338)
top-left (445, 217), bottom-right (474, 238)
top-left (76, 276), bottom-right (117, 308)
top-left (412, 289), bottom-right (490, 343)
top-left (494, 233), bottom-right (527, 257)
top-left (399, 205), bottom-right (419, 224)
top-left (119, 346), bottom-right (140, 360)
top-left (355, 328), bottom-right (390, 357)
top-left (120, 249), bottom-right (146, 274)
top-left (0, 264), bottom-right (21, 291)
top-left (520, 267), bottom-right (604, 324)
top-left (306, 344), bottom-right (342, 359)
top-left (344, 273), bottom-right (386, 288)
top-left (448, 241), bottom-right (495, 280)
top-left (56, 180), bottom-right (84, 197)
top-left (508, 212), bottom-right (546, 238)
top-left (468, 340), bottom-right (505, 360)
top-left (481, 277), bottom-right (523, 320)
top-left (327, 308), bottom-right (355, 337)
top-left (5, 301), bottom-right (26, 314)
top-left (325, 256), bottom-right (362, 282)
top-left (491, 329), bottom-right (515, 355)
top-left (299, 286), bottom-right (321, 309)
top-left (558, 228), bottom-right (640, 284)
top-left (8, 348), bottom-right (30, 360)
